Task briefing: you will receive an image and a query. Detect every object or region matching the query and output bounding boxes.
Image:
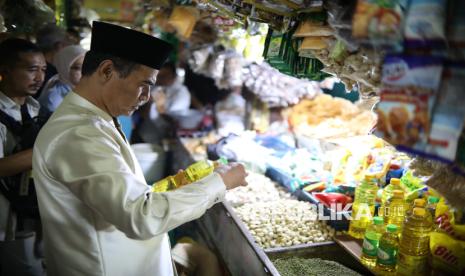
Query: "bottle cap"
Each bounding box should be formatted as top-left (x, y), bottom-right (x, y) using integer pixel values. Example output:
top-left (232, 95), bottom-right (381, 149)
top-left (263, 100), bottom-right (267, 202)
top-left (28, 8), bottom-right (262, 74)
top-left (413, 207), bottom-right (426, 217)
top-left (387, 224), bottom-right (398, 232)
top-left (217, 156), bottom-right (228, 165)
top-left (390, 178), bottom-right (401, 185)
top-left (413, 198), bottom-right (426, 208)
top-left (393, 190), bottom-right (404, 198)
top-left (428, 196), bottom-right (439, 204)
top-left (364, 174), bottom-right (377, 181)
top-left (373, 216), bottom-right (384, 225)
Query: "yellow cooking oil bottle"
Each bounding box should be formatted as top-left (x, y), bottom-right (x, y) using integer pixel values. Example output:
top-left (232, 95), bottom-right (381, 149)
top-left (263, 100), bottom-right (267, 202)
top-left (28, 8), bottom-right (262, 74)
top-left (396, 207), bottom-right (433, 276)
top-left (378, 178), bottom-right (402, 217)
top-left (349, 174), bottom-right (379, 239)
top-left (384, 190), bottom-right (408, 231)
top-left (361, 216), bottom-right (385, 268)
top-left (152, 157), bottom-right (228, 192)
top-left (405, 198), bottom-right (426, 217)
top-left (376, 224), bottom-right (399, 275)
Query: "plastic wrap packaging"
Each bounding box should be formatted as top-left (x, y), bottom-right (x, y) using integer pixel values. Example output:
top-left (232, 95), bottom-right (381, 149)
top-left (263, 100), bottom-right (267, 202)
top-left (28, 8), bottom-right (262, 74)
top-left (319, 44), bottom-right (383, 96)
top-left (325, 0), bottom-right (360, 52)
top-left (222, 53), bottom-right (244, 88)
top-left (404, 0), bottom-right (447, 49)
top-left (409, 158), bottom-right (465, 210)
top-left (375, 55), bottom-right (444, 152)
top-left (242, 62), bottom-right (321, 107)
top-left (167, 6), bottom-right (200, 39)
top-left (188, 46), bottom-right (214, 73)
top-left (352, 0), bottom-right (405, 51)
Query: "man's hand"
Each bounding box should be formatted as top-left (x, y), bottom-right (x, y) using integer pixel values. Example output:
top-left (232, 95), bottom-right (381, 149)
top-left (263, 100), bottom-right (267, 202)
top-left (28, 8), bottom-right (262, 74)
top-left (215, 163), bottom-right (248, 190)
top-left (0, 148), bottom-right (33, 177)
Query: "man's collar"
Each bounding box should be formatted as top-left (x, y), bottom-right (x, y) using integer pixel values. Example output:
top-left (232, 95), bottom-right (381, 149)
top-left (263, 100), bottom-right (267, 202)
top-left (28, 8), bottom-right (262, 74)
top-left (66, 92), bottom-right (113, 122)
top-left (0, 91), bottom-right (39, 110)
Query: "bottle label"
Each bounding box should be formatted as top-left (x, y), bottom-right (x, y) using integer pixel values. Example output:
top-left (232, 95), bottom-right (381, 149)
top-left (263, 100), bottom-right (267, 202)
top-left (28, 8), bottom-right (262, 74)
top-left (377, 245), bottom-right (398, 266)
top-left (362, 234), bottom-right (379, 257)
top-left (397, 252), bottom-right (428, 275)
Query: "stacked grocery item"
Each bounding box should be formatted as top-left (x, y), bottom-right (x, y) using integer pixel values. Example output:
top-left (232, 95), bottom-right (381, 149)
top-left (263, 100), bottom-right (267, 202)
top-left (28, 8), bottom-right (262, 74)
top-left (288, 94), bottom-right (376, 140)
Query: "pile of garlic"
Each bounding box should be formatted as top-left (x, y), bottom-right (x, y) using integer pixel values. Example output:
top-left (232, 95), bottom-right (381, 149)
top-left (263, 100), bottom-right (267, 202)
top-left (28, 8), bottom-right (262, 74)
top-left (225, 171), bottom-right (293, 207)
top-left (234, 199), bottom-right (335, 248)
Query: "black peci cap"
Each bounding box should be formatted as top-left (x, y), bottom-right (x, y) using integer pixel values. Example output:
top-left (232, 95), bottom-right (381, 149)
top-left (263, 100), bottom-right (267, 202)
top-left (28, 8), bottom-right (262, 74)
top-left (90, 21), bottom-right (173, 70)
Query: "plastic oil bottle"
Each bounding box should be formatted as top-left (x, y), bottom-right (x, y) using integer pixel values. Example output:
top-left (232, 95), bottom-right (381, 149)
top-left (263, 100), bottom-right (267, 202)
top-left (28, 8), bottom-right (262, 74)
top-left (426, 196), bottom-right (439, 219)
top-left (385, 190), bottom-right (408, 231)
top-left (349, 174), bottom-right (379, 239)
top-left (152, 157), bottom-right (228, 192)
top-left (361, 216), bottom-right (385, 268)
top-left (378, 178), bottom-right (402, 217)
top-left (396, 207), bottom-right (433, 276)
top-left (405, 198), bottom-right (427, 218)
top-left (376, 224), bottom-right (399, 275)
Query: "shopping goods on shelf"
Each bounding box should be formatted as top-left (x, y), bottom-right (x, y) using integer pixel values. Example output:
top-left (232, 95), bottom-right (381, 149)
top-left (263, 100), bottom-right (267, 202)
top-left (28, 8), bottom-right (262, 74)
top-left (348, 175), bottom-right (378, 239)
top-left (361, 216), bottom-right (385, 268)
top-left (427, 196), bottom-right (440, 219)
top-left (234, 199), bottom-right (334, 248)
top-left (273, 257), bottom-right (362, 276)
top-left (152, 158), bottom-right (227, 192)
top-left (225, 171), bottom-right (292, 207)
top-left (289, 94), bottom-right (376, 140)
top-left (430, 231), bottom-right (465, 275)
top-left (376, 224), bottom-right (399, 273)
top-left (352, 0), bottom-right (405, 50)
top-left (384, 190), bottom-right (407, 231)
top-left (378, 178), bottom-right (402, 217)
top-left (397, 208), bottom-right (432, 276)
top-left (375, 55), bottom-right (444, 153)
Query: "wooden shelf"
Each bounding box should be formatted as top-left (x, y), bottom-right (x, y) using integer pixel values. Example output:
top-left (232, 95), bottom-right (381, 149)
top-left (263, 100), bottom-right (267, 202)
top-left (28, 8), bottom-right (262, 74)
top-left (334, 235), bottom-right (378, 276)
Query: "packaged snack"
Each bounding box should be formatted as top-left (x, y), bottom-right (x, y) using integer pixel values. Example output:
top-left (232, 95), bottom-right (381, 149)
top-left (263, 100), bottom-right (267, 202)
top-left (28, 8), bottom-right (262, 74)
top-left (435, 200), bottom-right (465, 240)
top-left (168, 6), bottom-right (199, 39)
top-left (430, 232), bottom-right (465, 275)
top-left (427, 63), bottom-right (465, 162)
top-left (352, 0), bottom-right (404, 50)
top-left (293, 20), bottom-right (334, 37)
top-left (404, 0), bottom-right (447, 49)
top-left (375, 55), bottom-right (443, 152)
top-left (400, 171), bottom-right (427, 203)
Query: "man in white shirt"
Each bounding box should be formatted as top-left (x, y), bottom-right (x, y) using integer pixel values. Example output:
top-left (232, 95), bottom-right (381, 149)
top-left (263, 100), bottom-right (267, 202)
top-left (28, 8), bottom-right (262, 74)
top-left (0, 38), bottom-right (47, 276)
top-left (33, 21), bottom-right (247, 276)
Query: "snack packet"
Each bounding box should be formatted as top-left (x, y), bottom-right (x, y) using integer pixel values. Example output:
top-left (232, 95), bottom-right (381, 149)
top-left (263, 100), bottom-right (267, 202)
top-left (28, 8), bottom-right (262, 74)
top-left (375, 55), bottom-right (443, 152)
top-left (430, 232), bottom-right (465, 275)
top-left (404, 0), bottom-right (447, 49)
top-left (427, 63), bottom-right (465, 162)
top-left (352, 0), bottom-right (405, 50)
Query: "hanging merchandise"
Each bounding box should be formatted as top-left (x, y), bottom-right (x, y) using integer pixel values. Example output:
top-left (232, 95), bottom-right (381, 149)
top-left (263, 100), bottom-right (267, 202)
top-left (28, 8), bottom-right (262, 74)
top-left (427, 63), bottom-right (465, 163)
top-left (447, 0), bottom-right (465, 60)
top-left (293, 20), bottom-right (334, 37)
top-left (375, 55), bottom-right (444, 153)
top-left (325, 0), bottom-right (360, 52)
top-left (352, 0), bottom-right (405, 51)
top-left (404, 0), bottom-right (447, 49)
top-left (168, 6), bottom-right (200, 39)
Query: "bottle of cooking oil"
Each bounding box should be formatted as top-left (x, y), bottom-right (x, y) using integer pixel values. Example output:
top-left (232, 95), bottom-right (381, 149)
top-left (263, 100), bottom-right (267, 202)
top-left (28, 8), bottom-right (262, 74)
top-left (376, 224), bottom-right (399, 274)
top-left (379, 178), bottom-right (402, 217)
top-left (405, 198), bottom-right (427, 218)
top-left (349, 174), bottom-right (379, 239)
top-left (385, 190), bottom-right (407, 231)
top-left (361, 216), bottom-right (385, 268)
top-left (426, 196), bottom-right (439, 219)
top-left (152, 157), bottom-right (228, 192)
top-left (396, 207), bottom-right (433, 276)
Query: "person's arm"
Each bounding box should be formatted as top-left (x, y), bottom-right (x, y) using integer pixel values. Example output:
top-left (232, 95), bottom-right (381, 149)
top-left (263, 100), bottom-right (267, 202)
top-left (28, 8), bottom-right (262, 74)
top-left (35, 123), bottom-right (246, 240)
top-left (0, 149), bottom-right (33, 177)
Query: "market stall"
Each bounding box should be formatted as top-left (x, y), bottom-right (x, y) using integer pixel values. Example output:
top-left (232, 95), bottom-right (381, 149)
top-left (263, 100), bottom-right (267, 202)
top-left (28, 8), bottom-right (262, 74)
top-left (3, 0), bottom-right (464, 275)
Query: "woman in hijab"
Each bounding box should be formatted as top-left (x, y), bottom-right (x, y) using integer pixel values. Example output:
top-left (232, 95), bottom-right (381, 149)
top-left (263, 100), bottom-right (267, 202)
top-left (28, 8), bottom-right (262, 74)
top-left (39, 45), bottom-right (86, 114)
